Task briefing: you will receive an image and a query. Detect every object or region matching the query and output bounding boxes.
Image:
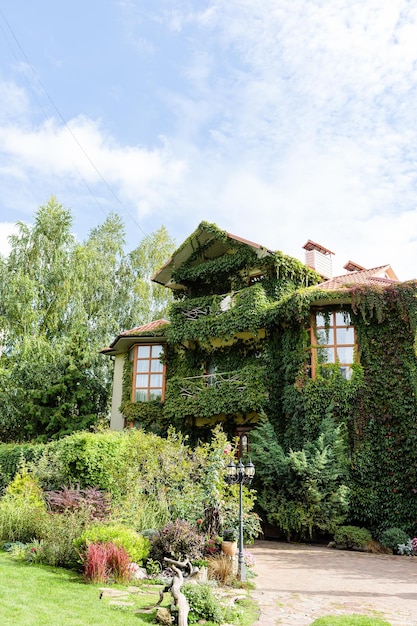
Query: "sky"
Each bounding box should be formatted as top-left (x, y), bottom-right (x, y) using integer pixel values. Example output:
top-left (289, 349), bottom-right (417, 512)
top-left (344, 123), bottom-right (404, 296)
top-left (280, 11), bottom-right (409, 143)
top-left (1, 1), bottom-right (417, 280)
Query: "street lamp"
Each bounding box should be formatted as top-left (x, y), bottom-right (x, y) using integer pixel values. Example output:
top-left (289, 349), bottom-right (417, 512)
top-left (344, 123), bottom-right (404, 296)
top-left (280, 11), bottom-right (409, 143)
top-left (225, 458), bottom-right (255, 582)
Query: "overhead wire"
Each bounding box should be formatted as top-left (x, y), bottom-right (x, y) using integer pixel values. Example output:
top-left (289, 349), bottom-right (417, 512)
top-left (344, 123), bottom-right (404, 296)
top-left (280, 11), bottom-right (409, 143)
top-left (0, 7), bottom-right (148, 238)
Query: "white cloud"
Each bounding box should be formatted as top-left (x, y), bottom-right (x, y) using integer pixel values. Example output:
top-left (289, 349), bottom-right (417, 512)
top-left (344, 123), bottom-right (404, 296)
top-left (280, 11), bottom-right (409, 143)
top-left (2, 0), bottom-right (417, 283)
top-left (0, 108), bottom-right (185, 220)
top-left (0, 222), bottom-right (17, 258)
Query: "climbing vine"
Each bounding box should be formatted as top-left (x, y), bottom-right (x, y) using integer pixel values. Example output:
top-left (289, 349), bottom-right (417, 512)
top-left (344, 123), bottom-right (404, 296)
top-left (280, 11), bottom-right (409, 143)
top-left (117, 219), bottom-right (417, 536)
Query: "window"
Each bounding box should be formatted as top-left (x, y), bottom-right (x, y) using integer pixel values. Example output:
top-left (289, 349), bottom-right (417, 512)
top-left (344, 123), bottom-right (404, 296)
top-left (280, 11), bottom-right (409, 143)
top-left (249, 273), bottom-right (266, 285)
top-left (206, 362), bottom-right (218, 386)
top-left (236, 427), bottom-right (251, 457)
top-left (310, 311), bottom-right (355, 379)
top-left (131, 344), bottom-right (165, 401)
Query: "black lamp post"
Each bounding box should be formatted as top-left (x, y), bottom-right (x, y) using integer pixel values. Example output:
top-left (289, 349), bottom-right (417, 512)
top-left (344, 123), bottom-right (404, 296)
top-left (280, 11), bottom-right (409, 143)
top-left (225, 458), bottom-right (255, 581)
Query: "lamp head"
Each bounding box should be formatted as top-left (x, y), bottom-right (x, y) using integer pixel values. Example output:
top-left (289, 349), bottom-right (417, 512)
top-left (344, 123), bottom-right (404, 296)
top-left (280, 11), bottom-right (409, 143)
top-left (245, 459), bottom-right (255, 480)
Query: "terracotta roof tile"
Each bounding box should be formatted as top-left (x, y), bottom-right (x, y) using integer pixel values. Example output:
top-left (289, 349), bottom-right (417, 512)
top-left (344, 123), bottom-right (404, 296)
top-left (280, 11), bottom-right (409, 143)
top-left (120, 319), bottom-right (169, 336)
top-left (318, 266), bottom-right (398, 290)
top-left (101, 319), bottom-right (169, 354)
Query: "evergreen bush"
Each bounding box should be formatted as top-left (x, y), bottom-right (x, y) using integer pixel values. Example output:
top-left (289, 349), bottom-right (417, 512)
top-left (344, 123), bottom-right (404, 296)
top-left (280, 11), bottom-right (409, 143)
top-left (380, 527), bottom-right (410, 554)
top-left (333, 526), bottom-right (372, 549)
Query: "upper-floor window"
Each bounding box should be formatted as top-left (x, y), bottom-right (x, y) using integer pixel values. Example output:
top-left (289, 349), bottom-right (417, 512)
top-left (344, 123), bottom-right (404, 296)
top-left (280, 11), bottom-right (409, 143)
top-left (249, 273), bottom-right (266, 285)
top-left (131, 344), bottom-right (165, 402)
top-left (206, 362), bottom-right (218, 386)
top-left (310, 311), bottom-right (355, 379)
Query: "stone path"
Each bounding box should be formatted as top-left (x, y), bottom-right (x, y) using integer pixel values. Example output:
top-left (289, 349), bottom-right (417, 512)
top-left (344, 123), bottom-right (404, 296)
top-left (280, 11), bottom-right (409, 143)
top-left (249, 540), bottom-right (417, 626)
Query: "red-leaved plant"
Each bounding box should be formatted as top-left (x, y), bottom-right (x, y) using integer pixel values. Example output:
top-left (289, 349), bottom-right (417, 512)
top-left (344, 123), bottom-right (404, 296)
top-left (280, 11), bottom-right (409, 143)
top-left (83, 542), bottom-right (131, 584)
top-left (45, 485), bottom-right (111, 521)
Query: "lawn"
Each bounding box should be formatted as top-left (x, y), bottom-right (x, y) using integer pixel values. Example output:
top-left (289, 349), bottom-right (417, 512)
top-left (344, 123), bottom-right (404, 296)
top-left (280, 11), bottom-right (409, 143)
top-left (0, 551), bottom-right (171, 626)
top-left (0, 552), bottom-right (259, 626)
top-left (310, 615), bottom-right (392, 626)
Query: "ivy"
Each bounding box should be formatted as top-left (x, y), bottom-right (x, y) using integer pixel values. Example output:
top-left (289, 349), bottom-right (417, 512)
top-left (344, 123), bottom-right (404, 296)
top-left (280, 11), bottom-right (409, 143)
top-left (164, 364), bottom-right (268, 422)
top-left (167, 284), bottom-right (270, 346)
top-left (118, 219), bottom-right (417, 536)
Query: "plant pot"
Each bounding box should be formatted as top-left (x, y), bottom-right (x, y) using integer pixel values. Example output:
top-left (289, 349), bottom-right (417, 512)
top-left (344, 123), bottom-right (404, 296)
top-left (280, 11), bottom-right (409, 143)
top-left (221, 541), bottom-right (237, 557)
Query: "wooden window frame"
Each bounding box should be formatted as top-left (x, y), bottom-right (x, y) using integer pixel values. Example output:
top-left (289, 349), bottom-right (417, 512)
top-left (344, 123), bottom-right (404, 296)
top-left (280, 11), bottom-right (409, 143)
top-left (131, 343), bottom-right (166, 402)
top-left (310, 310), bottom-right (356, 379)
top-left (235, 426), bottom-right (252, 458)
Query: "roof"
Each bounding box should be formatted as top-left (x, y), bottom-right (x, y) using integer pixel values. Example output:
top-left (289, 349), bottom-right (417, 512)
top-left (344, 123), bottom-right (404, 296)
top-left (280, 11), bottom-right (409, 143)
top-left (317, 265), bottom-right (399, 290)
top-left (101, 319), bottom-right (169, 356)
top-left (343, 260), bottom-right (366, 272)
top-left (302, 240), bottom-right (335, 255)
top-left (152, 221), bottom-right (273, 289)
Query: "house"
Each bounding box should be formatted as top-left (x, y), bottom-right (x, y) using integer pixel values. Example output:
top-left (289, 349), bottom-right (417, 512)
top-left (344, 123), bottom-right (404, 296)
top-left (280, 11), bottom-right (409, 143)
top-left (103, 221), bottom-right (417, 530)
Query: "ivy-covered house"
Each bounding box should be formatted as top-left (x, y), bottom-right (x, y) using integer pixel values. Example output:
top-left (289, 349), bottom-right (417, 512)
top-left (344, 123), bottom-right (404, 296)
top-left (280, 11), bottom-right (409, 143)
top-left (102, 222), bottom-right (320, 442)
top-left (103, 221), bottom-right (417, 533)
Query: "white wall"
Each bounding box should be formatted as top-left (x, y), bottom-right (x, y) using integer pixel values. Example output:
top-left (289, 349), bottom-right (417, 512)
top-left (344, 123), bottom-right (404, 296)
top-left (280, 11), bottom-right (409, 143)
top-left (110, 354), bottom-right (125, 431)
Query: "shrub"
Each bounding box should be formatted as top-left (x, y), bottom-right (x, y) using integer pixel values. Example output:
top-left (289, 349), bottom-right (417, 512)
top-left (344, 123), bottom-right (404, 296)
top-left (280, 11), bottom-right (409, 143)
top-left (39, 431), bottom-right (124, 492)
top-left (83, 542), bottom-right (131, 584)
top-left (74, 523), bottom-right (150, 564)
top-left (334, 526), bottom-right (372, 550)
top-left (0, 470), bottom-right (48, 543)
top-left (39, 507), bottom-right (92, 568)
top-left (380, 527), bottom-right (410, 554)
top-left (110, 492), bottom-right (170, 532)
top-left (149, 519), bottom-right (205, 563)
top-left (45, 485), bottom-right (111, 521)
top-left (252, 418), bottom-right (350, 541)
top-left (4, 466), bottom-right (45, 507)
top-left (182, 582), bottom-right (224, 624)
top-left (203, 535), bottom-right (222, 557)
top-left (0, 443), bottom-right (44, 491)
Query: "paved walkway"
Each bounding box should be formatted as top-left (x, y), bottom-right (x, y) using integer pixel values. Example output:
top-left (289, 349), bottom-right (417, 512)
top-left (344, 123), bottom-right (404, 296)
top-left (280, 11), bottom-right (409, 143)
top-left (249, 540), bottom-right (417, 626)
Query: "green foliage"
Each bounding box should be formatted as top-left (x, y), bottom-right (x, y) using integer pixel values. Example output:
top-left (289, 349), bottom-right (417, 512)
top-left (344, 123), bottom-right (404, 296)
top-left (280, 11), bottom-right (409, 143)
top-left (0, 474), bottom-right (48, 543)
top-left (333, 526), bottom-right (372, 549)
top-left (310, 616), bottom-right (392, 626)
top-left (44, 431), bottom-right (124, 492)
top-left (0, 199), bottom-right (175, 441)
top-left (74, 523), bottom-right (150, 564)
top-left (182, 582), bottom-right (224, 624)
top-left (379, 527), bottom-right (410, 554)
top-left (252, 418), bottom-right (350, 540)
top-left (164, 364), bottom-right (268, 422)
top-left (4, 466), bottom-right (45, 507)
top-left (0, 443), bottom-right (44, 491)
top-left (149, 519), bottom-right (205, 562)
top-left (167, 285), bottom-right (271, 345)
top-left (120, 399), bottom-right (168, 435)
top-left (39, 508), bottom-right (92, 568)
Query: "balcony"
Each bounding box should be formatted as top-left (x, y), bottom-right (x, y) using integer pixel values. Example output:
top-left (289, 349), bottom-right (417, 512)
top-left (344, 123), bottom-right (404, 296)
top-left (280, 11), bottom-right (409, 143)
top-left (164, 365), bottom-right (268, 421)
top-left (168, 284), bottom-right (270, 345)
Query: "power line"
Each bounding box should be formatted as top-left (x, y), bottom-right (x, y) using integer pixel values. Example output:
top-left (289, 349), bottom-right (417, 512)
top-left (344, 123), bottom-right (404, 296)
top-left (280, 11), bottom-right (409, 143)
top-left (0, 8), bottom-right (148, 238)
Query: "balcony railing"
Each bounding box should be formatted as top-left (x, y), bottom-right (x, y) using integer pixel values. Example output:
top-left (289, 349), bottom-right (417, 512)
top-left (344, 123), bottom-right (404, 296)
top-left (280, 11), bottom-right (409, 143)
top-left (178, 371), bottom-right (247, 396)
top-left (168, 284), bottom-right (269, 343)
top-left (164, 365), bottom-right (268, 420)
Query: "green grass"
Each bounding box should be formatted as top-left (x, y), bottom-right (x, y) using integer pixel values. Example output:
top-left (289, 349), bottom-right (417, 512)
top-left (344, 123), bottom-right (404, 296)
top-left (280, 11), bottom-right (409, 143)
top-left (0, 552), bottom-right (168, 625)
top-left (310, 615), bottom-right (392, 626)
top-left (0, 552), bottom-right (259, 625)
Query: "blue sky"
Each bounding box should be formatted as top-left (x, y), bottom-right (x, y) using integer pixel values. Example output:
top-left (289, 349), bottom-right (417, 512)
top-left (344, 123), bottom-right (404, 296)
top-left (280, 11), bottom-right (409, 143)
top-left (1, 1), bottom-right (417, 279)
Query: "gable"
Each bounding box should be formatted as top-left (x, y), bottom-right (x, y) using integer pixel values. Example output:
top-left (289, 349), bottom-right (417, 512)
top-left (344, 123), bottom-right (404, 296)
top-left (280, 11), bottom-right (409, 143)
top-left (152, 221), bottom-right (273, 291)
